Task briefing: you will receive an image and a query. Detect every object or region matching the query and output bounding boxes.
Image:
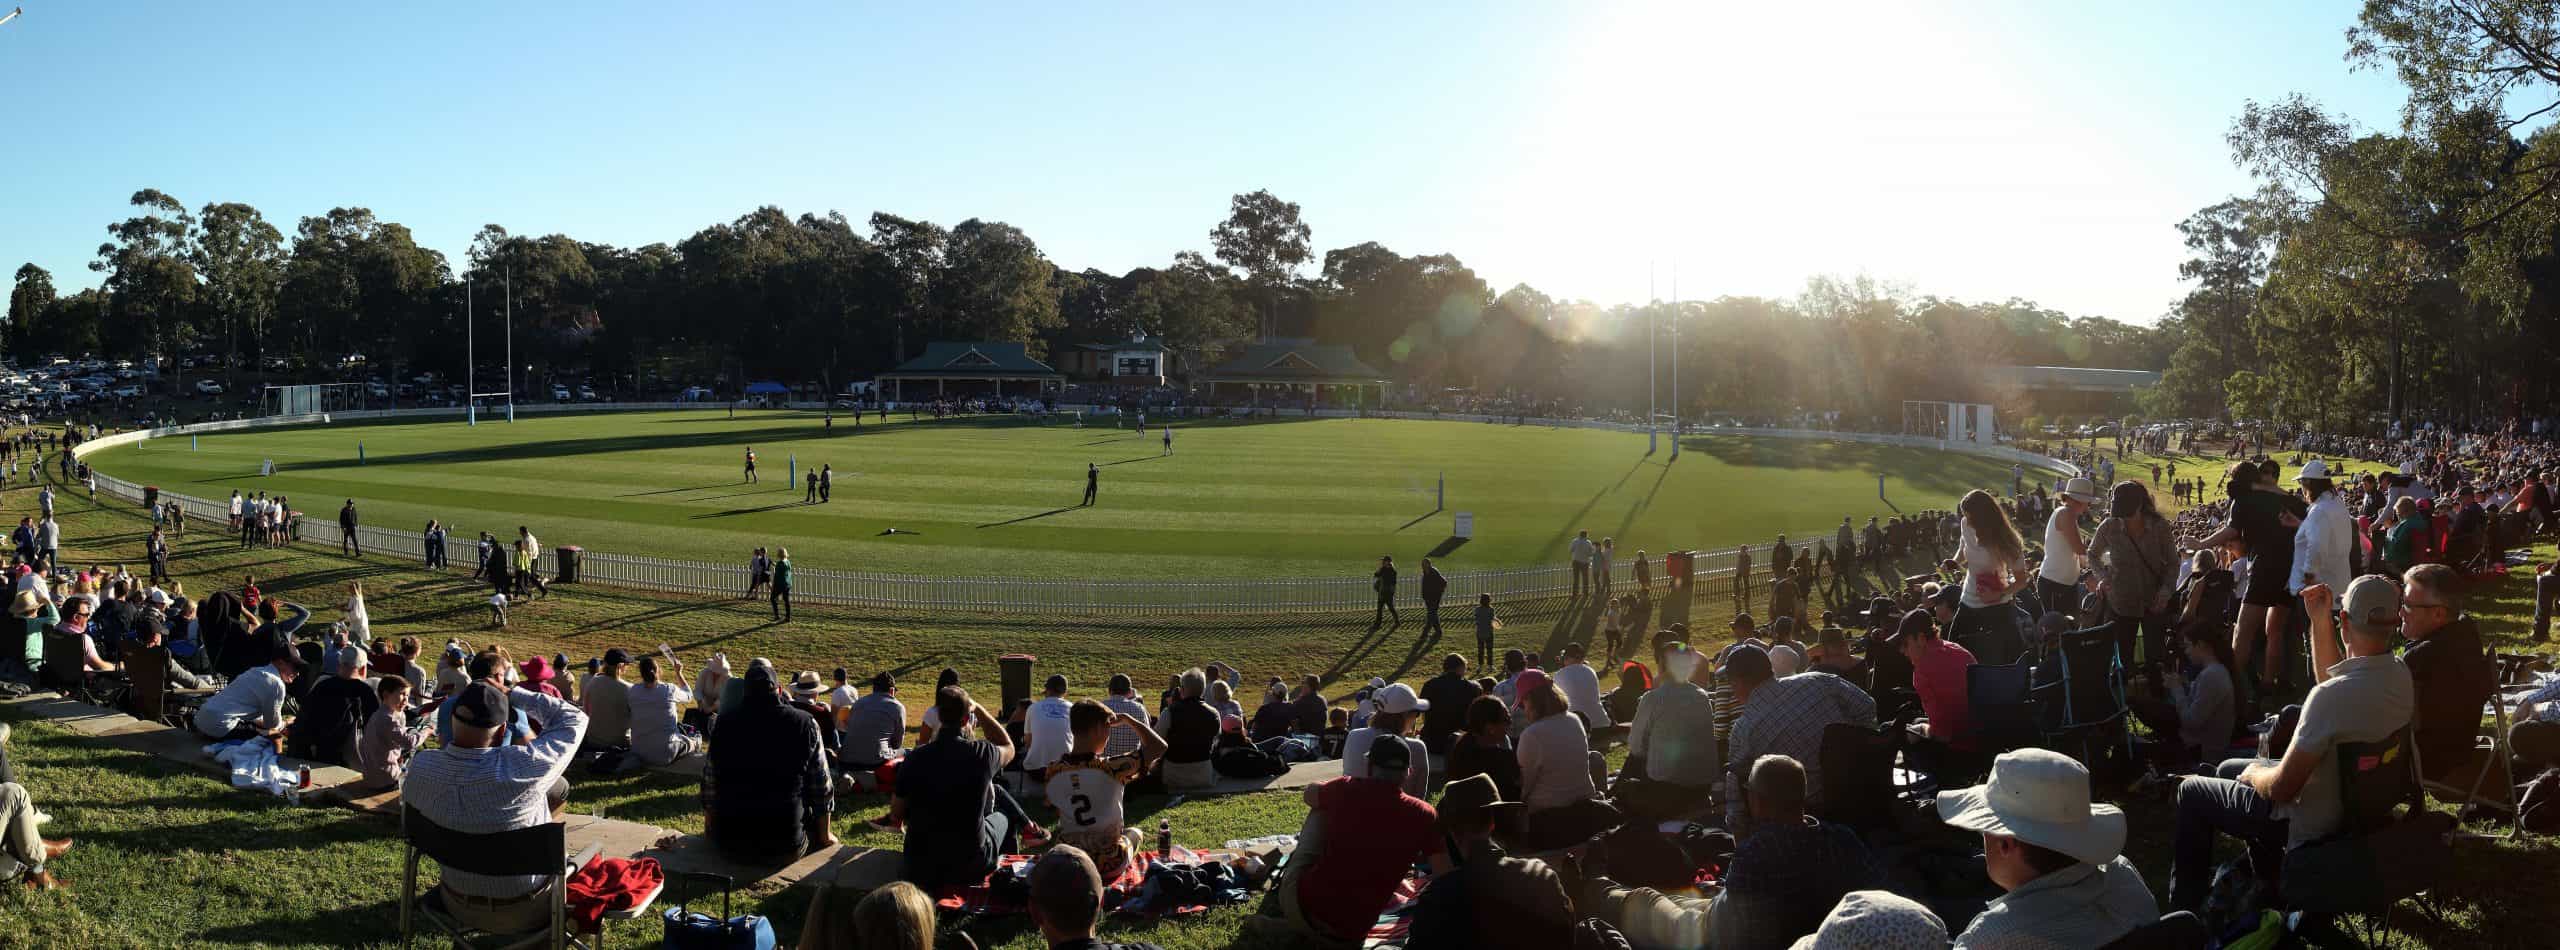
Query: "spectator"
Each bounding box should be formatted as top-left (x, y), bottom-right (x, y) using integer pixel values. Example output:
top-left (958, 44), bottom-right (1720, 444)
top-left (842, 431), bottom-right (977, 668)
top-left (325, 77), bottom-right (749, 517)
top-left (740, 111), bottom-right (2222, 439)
top-left (1039, 700), bottom-right (1167, 879)
top-left (287, 649), bottom-right (379, 765)
top-left (843, 672), bottom-right (909, 771)
top-left (194, 646), bottom-right (297, 741)
top-left (1513, 672), bottom-right (1614, 851)
top-left (1616, 644), bottom-right (1718, 821)
top-left (1940, 749), bottom-right (2156, 947)
top-left (355, 674), bottom-right (432, 792)
top-left (1246, 738), bottom-right (1446, 947)
top-left (1705, 755), bottom-right (1879, 949)
top-left (1899, 608), bottom-right (1979, 781)
top-left (582, 648), bottom-right (635, 750)
top-left (2037, 477), bottom-right (2097, 623)
top-left (1808, 626), bottom-right (1867, 684)
top-left (2398, 563), bottom-right (2499, 790)
top-left (718, 656), bottom-right (774, 715)
top-left (911, 668), bottom-right (962, 743)
top-left (1721, 644), bottom-right (1877, 830)
top-left (1444, 694), bottom-right (1521, 805)
top-left (1029, 845), bottom-right (1168, 950)
top-left (2088, 480), bottom-right (2177, 674)
top-left (1101, 674), bottom-right (1151, 758)
top-left (1206, 679), bottom-right (1243, 722)
top-left (1248, 681), bottom-right (1296, 743)
top-left (1552, 641), bottom-right (1612, 733)
top-left (2168, 576), bottom-right (2413, 913)
top-left (1418, 654), bottom-right (1478, 753)
top-left (1406, 773), bottom-right (1574, 949)
top-left (850, 882), bottom-right (948, 950)
top-left (404, 681), bottom-right (589, 936)
top-left (895, 685), bottom-right (1030, 892)
top-left (1341, 682), bottom-right (1431, 799)
top-left (1159, 668), bottom-right (1222, 791)
top-left (1795, 890), bottom-right (1948, 948)
top-left (2128, 634), bottom-right (2238, 773)
top-left (708, 665), bottom-right (838, 862)
top-left (1019, 674), bottom-right (1076, 773)
top-left (627, 655), bottom-right (702, 767)
top-left (0, 722), bottom-right (74, 890)
top-left (392, 637), bottom-right (430, 702)
top-left (1949, 489), bottom-right (2031, 665)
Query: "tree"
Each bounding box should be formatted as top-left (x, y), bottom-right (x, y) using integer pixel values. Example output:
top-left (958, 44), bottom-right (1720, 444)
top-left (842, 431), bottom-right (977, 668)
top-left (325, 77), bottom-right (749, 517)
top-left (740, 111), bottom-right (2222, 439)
top-left (1209, 189), bottom-right (1311, 338)
top-left (2224, 370), bottom-right (2277, 421)
top-left (867, 213), bottom-right (947, 365)
top-left (935, 219), bottom-right (1062, 353)
top-left (192, 201), bottom-right (285, 376)
top-left (91, 188), bottom-right (199, 365)
top-left (1124, 251), bottom-right (1252, 375)
top-left (7, 264), bottom-right (55, 360)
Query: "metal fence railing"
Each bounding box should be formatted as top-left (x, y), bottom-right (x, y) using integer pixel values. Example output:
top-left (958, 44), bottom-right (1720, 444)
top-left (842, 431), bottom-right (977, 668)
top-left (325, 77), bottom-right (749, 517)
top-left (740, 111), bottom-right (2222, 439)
top-left (75, 410), bottom-right (2073, 616)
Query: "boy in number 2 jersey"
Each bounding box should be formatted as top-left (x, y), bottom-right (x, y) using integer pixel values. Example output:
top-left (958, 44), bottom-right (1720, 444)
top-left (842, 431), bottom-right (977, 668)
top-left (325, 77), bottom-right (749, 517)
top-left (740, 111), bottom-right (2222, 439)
top-left (1040, 700), bottom-right (1168, 878)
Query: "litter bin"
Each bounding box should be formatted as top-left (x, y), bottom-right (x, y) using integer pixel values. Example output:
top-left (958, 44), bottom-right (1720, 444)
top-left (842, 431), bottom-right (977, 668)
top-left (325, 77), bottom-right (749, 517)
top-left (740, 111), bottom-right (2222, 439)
top-left (1665, 550), bottom-right (1693, 588)
top-left (999, 654), bottom-right (1037, 715)
top-left (143, 486), bottom-right (160, 510)
top-left (554, 545), bottom-right (583, 584)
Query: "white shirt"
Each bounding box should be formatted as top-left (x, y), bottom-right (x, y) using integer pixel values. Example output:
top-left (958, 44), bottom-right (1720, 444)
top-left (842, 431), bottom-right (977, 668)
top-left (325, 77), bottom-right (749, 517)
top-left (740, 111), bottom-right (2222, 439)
top-left (1339, 728), bottom-right (1429, 799)
top-left (197, 664), bottom-right (289, 737)
top-left (625, 681), bottom-right (693, 750)
top-left (1569, 536), bottom-right (1595, 565)
top-left (2290, 492), bottom-right (2354, 594)
top-left (1958, 522), bottom-right (2024, 608)
top-left (1021, 695), bottom-right (1075, 772)
top-left (230, 495), bottom-right (243, 515)
top-left (1516, 713), bottom-right (1599, 811)
top-left (1553, 662), bottom-right (1611, 729)
top-left (2039, 508), bottom-right (2082, 584)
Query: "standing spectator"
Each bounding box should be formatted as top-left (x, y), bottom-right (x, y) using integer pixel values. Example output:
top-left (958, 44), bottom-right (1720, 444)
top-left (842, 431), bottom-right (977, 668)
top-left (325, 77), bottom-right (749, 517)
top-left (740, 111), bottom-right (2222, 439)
top-left (1940, 750), bottom-right (2157, 947)
top-left (770, 547), bottom-right (793, 622)
top-left (1569, 529), bottom-right (1596, 596)
top-left (2038, 477), bottom-right (2096, 623)
top-left (423, 519), bottom-right (447, 569)
top-left (1593, 537), bottom-right (1615, 599)
top-left (1734, 543), bottom-right (1754, 613)
top-left (1419, 557), bottom-right (1448, 638)
top-left (403, 682), bottom-right (589, 936)
top-left (145, 527), bottom-right (171, 586)
top-left (514, 526), bottom-right (550, 599)
top-left (1246, 738), bottom-right (1446, 947)
top-left (2088, 481), bottom-right (2177, 674)
top-left (708, 665), bottom-right (838, 862)
top-left (1472, 594), bottom-right (1498, 669)
top-left (337, 499), bottom-right (360, 556)
top-left (627, 655), bottom-right (702, 767)
top-left (1370, 555), bottom-right (1400, 628)
top-left (1634, 548), bottom-right (1654, 599)
top-left (1949, 489), bottom-right (2031, 665)
top-left (34, 515), bottom-right (57, 570)
top-left (748, 547), bottom-right (770, 600)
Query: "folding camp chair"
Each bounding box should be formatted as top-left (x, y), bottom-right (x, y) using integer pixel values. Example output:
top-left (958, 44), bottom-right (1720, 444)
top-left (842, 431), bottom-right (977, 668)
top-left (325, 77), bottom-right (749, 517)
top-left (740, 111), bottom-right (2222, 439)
top-left (2097, 910), bottom-right (2208, 950)
top-left (400, 804), bottom-right (653, 950)
top-left (2413, 641), bottom-right (2522, 840)
top-left (39, 630), bottom-right (118, 706)
top-left (1964, 660), bottom-right (2038, 760)
top-left (2032, 626), bottom-right (2136, 788)
top-left (2282, 727), bottom-right (2455, 949)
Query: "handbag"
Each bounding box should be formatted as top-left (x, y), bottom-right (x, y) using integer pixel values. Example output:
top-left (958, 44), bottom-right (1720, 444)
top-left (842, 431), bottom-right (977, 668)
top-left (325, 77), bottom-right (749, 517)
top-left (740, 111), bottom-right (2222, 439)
top-left (662, 871), bottom-right (776, 950)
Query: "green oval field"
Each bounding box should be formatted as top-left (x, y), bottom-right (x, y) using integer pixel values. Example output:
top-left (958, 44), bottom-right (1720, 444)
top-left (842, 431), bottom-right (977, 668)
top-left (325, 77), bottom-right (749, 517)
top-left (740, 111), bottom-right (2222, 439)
top-left (81, 410), bottom-right (2027, 578)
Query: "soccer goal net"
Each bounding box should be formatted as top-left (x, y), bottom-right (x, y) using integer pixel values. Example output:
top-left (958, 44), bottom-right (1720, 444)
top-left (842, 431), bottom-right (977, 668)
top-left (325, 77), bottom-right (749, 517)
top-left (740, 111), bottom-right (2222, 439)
top-left (264, 382), bottom-right (367, 417)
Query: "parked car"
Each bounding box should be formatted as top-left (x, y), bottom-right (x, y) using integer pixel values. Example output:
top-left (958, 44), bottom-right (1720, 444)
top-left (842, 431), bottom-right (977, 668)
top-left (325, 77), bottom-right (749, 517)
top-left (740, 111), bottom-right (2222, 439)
top-left (550, 384), bottom-right (572, 401)
top-left (109, 385), bottom-right (143, 398)
top-left (679, 386), bottom-right (714, 401)
top-left (195, 379), bottom-right (226, 396)
top-left (576, 384), bottom-right (597, 401)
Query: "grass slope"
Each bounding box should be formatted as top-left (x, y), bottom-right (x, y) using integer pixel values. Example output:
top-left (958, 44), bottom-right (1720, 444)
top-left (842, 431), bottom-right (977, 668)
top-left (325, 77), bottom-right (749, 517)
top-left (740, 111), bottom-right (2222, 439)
top-left (84, 411), bottom-right (2022, 578)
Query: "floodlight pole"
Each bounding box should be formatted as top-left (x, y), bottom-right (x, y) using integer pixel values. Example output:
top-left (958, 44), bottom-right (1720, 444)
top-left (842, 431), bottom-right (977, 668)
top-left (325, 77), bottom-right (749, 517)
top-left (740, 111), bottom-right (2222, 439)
top-left (1671, 263), bottom-right (1680, 460)
top-left (0, 8), bottom-right (21, 30)
top-left (504, 268), bottom-right (515, 423)
top-left (466, 279), bottom-right (476, 426)
top-left (1647, 263), bottom-right (1656, 430)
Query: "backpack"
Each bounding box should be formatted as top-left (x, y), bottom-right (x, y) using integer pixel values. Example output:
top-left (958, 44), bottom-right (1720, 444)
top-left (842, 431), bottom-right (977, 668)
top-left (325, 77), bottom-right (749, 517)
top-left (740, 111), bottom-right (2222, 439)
top-left (1213, 744), bottom-right (1287, 778)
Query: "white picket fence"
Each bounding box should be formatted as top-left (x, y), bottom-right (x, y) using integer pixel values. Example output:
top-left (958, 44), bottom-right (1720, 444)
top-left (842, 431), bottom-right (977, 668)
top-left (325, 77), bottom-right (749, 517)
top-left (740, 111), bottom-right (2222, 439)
top-left (72, 407), bottom-right (2074, 616)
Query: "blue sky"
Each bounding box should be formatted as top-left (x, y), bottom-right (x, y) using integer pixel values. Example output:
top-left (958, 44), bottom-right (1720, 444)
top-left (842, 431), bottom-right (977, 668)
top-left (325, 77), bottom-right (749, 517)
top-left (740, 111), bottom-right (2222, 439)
top-left (2, 1), bottom-right (2410, 323)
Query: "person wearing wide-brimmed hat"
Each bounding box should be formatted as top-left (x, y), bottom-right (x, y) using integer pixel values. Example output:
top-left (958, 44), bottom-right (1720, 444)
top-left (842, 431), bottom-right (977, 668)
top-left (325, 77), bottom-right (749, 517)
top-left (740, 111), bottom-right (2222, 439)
top-left (2036, 476), bottom-right (2099, 624)
top-left (5, 587), bottom-right (55, 684)
top-left (1939, 748), bottom-right (2157, 948)
top-left (1404, 773), bottom-right (1570, 950)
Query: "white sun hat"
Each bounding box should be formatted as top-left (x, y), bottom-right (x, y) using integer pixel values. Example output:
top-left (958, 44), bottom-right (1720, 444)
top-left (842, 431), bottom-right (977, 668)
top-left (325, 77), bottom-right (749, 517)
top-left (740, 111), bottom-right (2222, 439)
top-left (2060, 477), bottom-right (2100, 504)
top-left (1936, 748), bottom-right (2126, 867)
top-left (2296, 459), bottom-right (2332, 482)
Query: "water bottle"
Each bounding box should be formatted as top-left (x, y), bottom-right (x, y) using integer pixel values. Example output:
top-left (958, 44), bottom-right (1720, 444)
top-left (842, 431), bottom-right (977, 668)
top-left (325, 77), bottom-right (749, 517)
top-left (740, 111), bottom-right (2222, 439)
top-left (1157, 817), bottom-right (1172, 858)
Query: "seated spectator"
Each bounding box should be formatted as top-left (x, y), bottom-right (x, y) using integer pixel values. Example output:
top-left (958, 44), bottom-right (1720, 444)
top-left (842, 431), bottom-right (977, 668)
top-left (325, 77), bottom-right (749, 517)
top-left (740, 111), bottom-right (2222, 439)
top-left (2168, 577), bottom-right (2412, 913)
top-left (708, 665), bottom-right (838, 862)
top-left (1289, 674), bottom-right (1328, 735)
top-left (1552, 642), bottom-right (1612, 733)
top-left (1444, 695), bottom-right (1521, 805)
top-left (1248, 681), bottom-right (1296, 743)
top-left (354, 674), bottom-right (431, 792)
top-left (850, 881), bottom-right (952, 950)
top-left (1246, 738), bottom-right (1446, 948)
top-left (287, 649), bottom-right (379, 765)
top-left (1418, 654), bottom-right (1478, 753)
top-left (1018, 674), bottom-right (1076, 773)
top-left (194, 646), bottom-right (297, 741)
top-left (842, 672), bottom-right (908, 770)
top-left (717, 656), bottom-right (774, 715)
top-left (1796, 890), bottom-right (1948, 948)
top-left (1513, 672), bottom-right (1616, 851)
top-left (782, 670), bottom-right (843, 767)
top-left (517, 654), bottom-right (562, 700)
top-left (2398, 563), bottom-right (2499, 789)
top-left (1341, 682), bottom-right (1431, 799)
top-left (1406, 774), bottom-right (1574, 949)
top-left (1039, 700), bottom-right (1167, 879)
top-left (392, 636), bottom-right (431, 702)
top-left (1158, 668), bottom-right (1222, 790)
top-left (1320, 707), bottom-right (1350, 760)
top-left (1616, 644), bottom-right (1719, 821)
top-left (1206, 679), bottom-right (1243, 721)
top-left (436, 650), bottom-right (536, 746)
top-left (911, 668), bottom-right (963, 743)
top-left (1898, 608), bottom-right (1980, 780)
top-left (433, 644), bottom-right (469, 698)
top-left (1029, 845), bottom-right (1167, 950)
top-left (581, 648), bottom-right (635, 750)
top-left (2128, 634), bottom-right (2238, 773)
top-left (1809, 626), bottom-right (1868, 685)
top-left (120, 615), bottom-right (201, 691)
top-left (1940, 749), bottom-right (2156, 947)
top-left (895, 685), bottom-right (1030, 892)
top-left (1102, 674), bottom-right (1152, 757)
top-left (404, 681), bottom-right (588, 936)
top-left (0, 721), bottom-right (74, 890)
top-left (1720, 644), bottom-right (1877, 830)
top-left (627, 655), bottom-right (702, 767)
top-left (1706, 755), bottom-right (1879, 948)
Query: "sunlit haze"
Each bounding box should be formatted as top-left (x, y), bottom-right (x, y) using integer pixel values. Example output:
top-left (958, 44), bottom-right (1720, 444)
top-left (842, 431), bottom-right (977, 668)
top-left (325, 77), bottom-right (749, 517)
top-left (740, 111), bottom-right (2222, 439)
top-left (2, 0), bottom-right (2405, 322)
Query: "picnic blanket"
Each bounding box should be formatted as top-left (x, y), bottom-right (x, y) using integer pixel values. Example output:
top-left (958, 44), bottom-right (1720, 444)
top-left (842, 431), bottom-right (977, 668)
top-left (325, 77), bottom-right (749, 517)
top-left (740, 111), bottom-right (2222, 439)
top-left (1360, 872), bottom-right (1430, 949)
top-left (933, 851), bottom-right (1216, 917)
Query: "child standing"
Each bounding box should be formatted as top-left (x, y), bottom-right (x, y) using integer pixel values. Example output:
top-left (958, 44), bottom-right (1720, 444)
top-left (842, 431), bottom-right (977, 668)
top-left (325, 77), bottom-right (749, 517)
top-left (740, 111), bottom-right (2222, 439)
top-left (488, 590), bottom-right (508, 628)
top-left (1599, 595), bottom-right (1625, 665)
top-left (1473, 593), bottom-right (1498, 669)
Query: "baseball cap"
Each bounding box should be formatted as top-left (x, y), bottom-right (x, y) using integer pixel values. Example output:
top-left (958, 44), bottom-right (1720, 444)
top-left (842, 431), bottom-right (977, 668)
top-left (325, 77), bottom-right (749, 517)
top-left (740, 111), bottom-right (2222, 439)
top-left (601, 647), bottom-right (631, 666)
top-left (1365, 732), bottom-right (1413, 774)
top-left (1718, 643), bottom-right (1773, 682)
top-left (2341, 574), bottom-right (2403, 629)
top-left (1372, 682), bottom-right (1430, 714)
top-left (450, 682), bottom-right (510, 731)
top-left (1513, 668), bottom-right (1552, 698)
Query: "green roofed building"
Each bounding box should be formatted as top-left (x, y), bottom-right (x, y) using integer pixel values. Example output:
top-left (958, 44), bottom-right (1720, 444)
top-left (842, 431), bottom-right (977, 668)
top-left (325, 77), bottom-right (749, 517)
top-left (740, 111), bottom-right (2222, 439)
top-left (1203, 338), bottom-right (1390, 407)
top-left (876, 342), bottom-right (1066, 401)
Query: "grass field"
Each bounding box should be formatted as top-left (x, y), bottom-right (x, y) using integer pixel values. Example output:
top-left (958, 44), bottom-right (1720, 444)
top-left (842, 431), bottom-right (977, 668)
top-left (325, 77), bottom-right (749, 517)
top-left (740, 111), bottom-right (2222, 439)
top-left (82, 411), bottom-right (2027, 578)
